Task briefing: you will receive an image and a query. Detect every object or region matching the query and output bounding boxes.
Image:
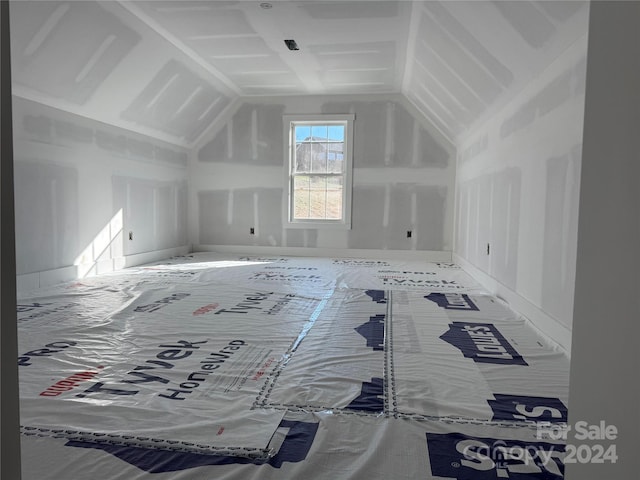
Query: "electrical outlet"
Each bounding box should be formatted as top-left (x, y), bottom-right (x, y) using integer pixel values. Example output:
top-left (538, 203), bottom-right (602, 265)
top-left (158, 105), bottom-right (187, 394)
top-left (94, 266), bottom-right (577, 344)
top-left (129, 231), bottom-right (133, 241)
top-left (250, 227), bottom-right (255, 235)
top-left (406, 230), bottom-right (412, 238)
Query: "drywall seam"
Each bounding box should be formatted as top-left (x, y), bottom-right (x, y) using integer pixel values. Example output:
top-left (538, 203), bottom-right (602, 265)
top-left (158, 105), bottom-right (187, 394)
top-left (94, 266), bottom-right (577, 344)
top-left (195, 244), bottom-right (452, 263)
top-left (454, 253), bottom-right (571, 354)
top-left (410, 191), bottom-right (417, 250)
top-left (187, 146), bottom-right (199, 254)
top-left (382, 184), bottom-right (391, 228)
top-left (384, 101), bottom-right (394, 166)
top-left (400, 0), bottom-right (423, 94)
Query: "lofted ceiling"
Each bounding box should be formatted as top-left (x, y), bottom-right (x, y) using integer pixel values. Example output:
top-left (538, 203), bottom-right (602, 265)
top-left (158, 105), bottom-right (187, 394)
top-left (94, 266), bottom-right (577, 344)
top-left (9, 0), bottom-right (589, 148)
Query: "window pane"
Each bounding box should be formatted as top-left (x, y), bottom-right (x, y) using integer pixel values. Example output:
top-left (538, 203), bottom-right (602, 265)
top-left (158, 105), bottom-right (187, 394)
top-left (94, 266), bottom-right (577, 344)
top-left (311, 141), bottom-right (326, 173)
top-left (311, 125), bottom-right (328, 140)
top-left (327, 125), bottom-right (344, 141)
top-left (295, 125), bottom-right (311, 144)
top-left (293, 175), bottom-right (343, 220)
top-left (326, 141), bottom-right (344, 173)
top-left (326, 176), bottom-right (343, 219)
top-left (293, 175), bottom-right (311, 219)
top-left (294, 125), bottom-right (311, 173)
top-left (295, 143), bottom-right (311, 173)
top-left (308, 176), bottom-right (327, 219)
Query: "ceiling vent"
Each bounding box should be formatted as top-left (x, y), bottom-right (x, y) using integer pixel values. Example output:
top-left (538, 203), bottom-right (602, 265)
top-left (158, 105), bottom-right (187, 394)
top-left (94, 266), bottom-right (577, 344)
top-left (284, 39), bottom-right (299, 51)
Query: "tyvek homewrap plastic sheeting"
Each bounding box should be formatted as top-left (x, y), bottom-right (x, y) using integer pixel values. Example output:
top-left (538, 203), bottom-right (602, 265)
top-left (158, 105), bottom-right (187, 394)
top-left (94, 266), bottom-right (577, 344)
top-left (120, 252), bottom-right (485, 295)
top-left (18, 253), bottom-right (570, 479)
top-left (18, 283), bottom-right (327, 454)
top-left (390, 290), bottom-right (568, 422)
top-left (21, 413), bottom-right (567, 479)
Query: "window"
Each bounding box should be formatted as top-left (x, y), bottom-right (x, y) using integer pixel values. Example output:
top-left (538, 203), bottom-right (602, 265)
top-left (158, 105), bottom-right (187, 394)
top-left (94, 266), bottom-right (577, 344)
top-left (284, 114), bottom-right (354, 229)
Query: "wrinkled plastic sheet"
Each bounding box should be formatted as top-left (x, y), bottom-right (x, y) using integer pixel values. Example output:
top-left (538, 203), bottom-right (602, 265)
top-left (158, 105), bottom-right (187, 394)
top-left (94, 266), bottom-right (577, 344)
top-left (108, 252), bottom-right (485, 295)
top-left (18, 252), bottom-right (570, 479)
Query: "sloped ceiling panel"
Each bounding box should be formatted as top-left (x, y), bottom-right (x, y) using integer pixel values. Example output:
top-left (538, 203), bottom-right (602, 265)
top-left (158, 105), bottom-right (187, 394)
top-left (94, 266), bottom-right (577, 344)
top-left (10, 0), bottom-right (140, 105)
top-left (10, 0), bottom-right (237, 147)
top-left (406, 1), bottom-right (513, 137)
top-left (403, 0), bottom-right (588, 141)
top-left (122, 59), bottom-right (231, 143)
top-left (494, 0), bottom-right (557, 49)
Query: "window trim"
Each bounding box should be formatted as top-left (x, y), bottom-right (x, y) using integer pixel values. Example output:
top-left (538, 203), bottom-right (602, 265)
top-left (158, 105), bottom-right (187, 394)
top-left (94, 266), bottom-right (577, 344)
top-left (283, 114), bottom-right (355, 229)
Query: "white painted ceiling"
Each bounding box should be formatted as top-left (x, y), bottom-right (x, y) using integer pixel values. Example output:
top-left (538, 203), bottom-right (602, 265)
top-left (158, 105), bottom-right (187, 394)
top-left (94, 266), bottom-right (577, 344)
top-left (9, 0), bottom-right (589, 147)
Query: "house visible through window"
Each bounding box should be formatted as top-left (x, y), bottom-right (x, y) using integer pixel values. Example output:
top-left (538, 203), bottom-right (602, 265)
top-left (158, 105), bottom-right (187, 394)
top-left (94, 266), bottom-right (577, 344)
top-left (284, 114), bottom-right (354, 229)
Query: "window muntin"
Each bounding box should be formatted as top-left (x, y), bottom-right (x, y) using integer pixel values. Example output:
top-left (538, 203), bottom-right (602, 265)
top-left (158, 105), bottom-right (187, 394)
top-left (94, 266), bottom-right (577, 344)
top-left (285, 115), bottom-right (353, 228)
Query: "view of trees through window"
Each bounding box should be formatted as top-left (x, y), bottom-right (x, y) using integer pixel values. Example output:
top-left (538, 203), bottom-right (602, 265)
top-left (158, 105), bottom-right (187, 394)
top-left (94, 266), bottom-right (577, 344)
top-left (292, 124), bottom-right (345, 220)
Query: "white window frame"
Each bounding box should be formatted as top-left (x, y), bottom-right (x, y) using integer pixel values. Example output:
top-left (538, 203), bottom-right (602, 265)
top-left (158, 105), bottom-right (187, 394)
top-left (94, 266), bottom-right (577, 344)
top-left (283, 114), bottom-right (354, 229)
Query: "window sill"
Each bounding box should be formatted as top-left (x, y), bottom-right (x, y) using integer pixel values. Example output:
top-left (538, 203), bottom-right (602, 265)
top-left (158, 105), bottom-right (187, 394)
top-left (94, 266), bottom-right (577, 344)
top-left (285, 220), bottom-right (351, 230)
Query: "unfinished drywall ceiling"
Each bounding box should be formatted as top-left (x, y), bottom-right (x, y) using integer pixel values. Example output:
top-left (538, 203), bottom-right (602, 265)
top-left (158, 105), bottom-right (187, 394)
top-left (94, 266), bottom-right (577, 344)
top-left (403, 0), bottom-right (588, 140)
top-left (9, 1), bottom-right (589, 147)
top-left (128, 0), bottom-right (411, 96)
top-left (9, 0), bottom-right (237, 148)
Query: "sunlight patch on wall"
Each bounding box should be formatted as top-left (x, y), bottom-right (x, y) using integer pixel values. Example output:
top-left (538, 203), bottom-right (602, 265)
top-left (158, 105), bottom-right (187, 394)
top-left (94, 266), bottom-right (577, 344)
top-left (74, 209), bottom-right (125, 278)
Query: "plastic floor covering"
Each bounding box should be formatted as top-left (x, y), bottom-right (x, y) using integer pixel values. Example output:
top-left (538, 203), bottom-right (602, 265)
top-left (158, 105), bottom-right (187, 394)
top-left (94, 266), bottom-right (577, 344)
top-left (17, 252), bottom-right (570, 479)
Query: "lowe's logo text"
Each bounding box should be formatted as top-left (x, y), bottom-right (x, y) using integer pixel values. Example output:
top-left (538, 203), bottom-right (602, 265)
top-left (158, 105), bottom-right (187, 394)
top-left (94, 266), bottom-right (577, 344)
top-left (425, 293), bottom-right (479, 311)
top-left (488, 394), bottom-right (568, 423)
top-left (426, 432), bottom-right (564, 479)
top-left (440, 322), bottom-right (528, 366)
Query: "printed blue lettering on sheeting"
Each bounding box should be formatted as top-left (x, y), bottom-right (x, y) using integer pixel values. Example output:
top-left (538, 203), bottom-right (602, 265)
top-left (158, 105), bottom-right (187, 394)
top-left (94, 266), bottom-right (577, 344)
top-left (346, 377), bottom-right (384, 413)
top-left (488, 394), bottom-right (568, 423)
top-left (354, 314), bottom-right (385, 351)
top-left (365, 290), bottom-right (387, 304)
top-left (425, 293), bottom-right (479, 311)
top-left (18, 341), bottom-right (77, 367)
top-left (65, 419), bottom-right (319, 473)
top-left (440, 322), bottom-right (528, 366)
top-left (426, 432), bottom-right (564, 479)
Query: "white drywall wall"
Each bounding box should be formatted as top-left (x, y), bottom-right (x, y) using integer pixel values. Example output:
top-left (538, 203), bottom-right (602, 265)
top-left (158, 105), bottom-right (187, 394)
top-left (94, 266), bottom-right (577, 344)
top-left (454, 32), bottom-right (588, 352)
top-left (566, 2), bottom-right (640, 478)
top-left (11, 97), bottom-right (190, 291)
top-left (191, 94), bottom-right (455, 256)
